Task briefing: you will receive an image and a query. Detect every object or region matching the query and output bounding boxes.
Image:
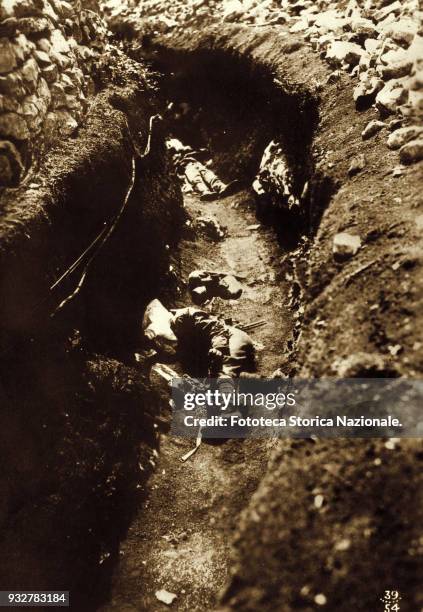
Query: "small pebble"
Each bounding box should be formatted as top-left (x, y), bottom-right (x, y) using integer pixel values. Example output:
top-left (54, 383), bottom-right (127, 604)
top-left (385, 438), bottom-right (400, 450)
top-left (315, 593), bottom-right (327, 606)
top-left (334, 538), bottom-right (351, 551)
top-left (362, 120), bottom-right (385, 140)
top-left (155, 589), bottom-right (177, 605)
top-left (333, 232), bottom-right (361, 261)
top-left (348, 154), bottom-right (366, 176)
top-left (314, 494), bottom-right (324, 509)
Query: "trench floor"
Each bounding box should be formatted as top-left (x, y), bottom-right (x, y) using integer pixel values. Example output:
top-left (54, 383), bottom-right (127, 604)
top-left (102, 188), bottom-right (293, 611)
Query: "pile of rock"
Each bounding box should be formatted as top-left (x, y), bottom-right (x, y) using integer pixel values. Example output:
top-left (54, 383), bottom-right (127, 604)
top-left (285, 0), bottom-right (422, 165)
top-left (102, 0), bottom-right (422, 167)
top-left (101, 0), bottom-right (288, 37)
top-left (101, 0), bottom-right (196, 37)
top-left (218, 0), bottom-right (289, 26)
top-left (0, 0), bottom-right (108, 187)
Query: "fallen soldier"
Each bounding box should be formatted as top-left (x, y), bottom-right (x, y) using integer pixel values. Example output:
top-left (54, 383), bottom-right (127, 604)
top-left (142, 299), bottom-right (255, 378)
top-left (143, 301), bottom-right (258, 444)
top-left (253, 140), bottom-right (300, 212)
top-left (171, 306), bottom-right (255, 378)
top-left (166, 137), bottom-right (239, 201)
top-left (188, 269), bottom-right (243, 305)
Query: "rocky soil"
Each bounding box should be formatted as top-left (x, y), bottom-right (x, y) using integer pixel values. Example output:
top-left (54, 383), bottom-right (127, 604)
top-left (0, 0), bottom-right (110, 187)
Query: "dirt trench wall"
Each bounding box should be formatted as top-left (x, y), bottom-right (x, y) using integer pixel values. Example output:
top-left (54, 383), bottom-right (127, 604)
top-left (150, 25), bottom-right (423, 612)
top-left (0, 50), bottom-right (184, 608)
top-left (0, 48), bottom-right (183, 351)
top-left (0, 0), bottom-right (108, 187)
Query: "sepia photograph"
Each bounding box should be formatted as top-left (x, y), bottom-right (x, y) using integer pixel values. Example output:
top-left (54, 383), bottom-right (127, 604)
top-left (0, 0), bottom-right (422, 610)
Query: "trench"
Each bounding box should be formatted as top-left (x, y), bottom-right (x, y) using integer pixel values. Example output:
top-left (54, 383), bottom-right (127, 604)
top-left (0, 41), bottom-right (327, 612)
top-left (102, 189), bottom-right (293, 611)
top-left (97, 48), bottom-right (324, 611)
top-left (146, 43), bottom-right (329, 244)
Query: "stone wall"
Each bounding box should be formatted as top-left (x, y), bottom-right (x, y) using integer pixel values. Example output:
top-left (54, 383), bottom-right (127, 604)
top-left (0, 0), bottom-right (107, 187)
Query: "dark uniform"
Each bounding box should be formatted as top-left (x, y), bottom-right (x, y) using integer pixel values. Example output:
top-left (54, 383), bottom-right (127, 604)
top-left (171, 307), bottom-right (255, 378)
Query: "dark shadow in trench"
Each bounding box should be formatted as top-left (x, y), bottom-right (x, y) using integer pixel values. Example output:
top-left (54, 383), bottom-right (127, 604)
top-left (141, 43), bottom-right (337, 250)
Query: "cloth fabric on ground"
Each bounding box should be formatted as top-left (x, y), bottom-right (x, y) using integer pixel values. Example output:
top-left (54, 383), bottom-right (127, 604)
top-left (188, 269), bottom-right (243, 304)
top-left (142, 299), bottom-right (177, 355)
top-left (253, 140), bottom-right (300, 211)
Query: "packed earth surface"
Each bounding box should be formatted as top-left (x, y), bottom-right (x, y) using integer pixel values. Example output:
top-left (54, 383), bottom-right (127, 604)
top-left (0, 1), bottom-right (422, 611)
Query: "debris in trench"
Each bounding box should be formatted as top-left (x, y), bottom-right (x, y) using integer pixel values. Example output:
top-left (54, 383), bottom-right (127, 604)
top-left (180, 428), bottom-right (203, 462)
top-left (343, 258), bottom-right (378, 286)
top-left (252, 140), bottom-right (300, 212)
top-left (334, 538), bottom-right (351, 552)
top-left (188, 269), bottom-right (243, 304)
top-left (388, 344), bottom-right (402, 357)
top-left (241, 319), bottom-right (267, 332)
top-left (155, 589), bottom-right (177, 605)
top-left (314, 494), bottom-right (324, 509)
top-left (151, 363), bottom-right (208, 396)
top-left (194, 214), bottom-right (227, 241)
top-left (385, 438), bottom-right (400, 450)
top-left (150, 361), bottom-right (203, 461)
top-left (314, 593), bottom-right (327, 606)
